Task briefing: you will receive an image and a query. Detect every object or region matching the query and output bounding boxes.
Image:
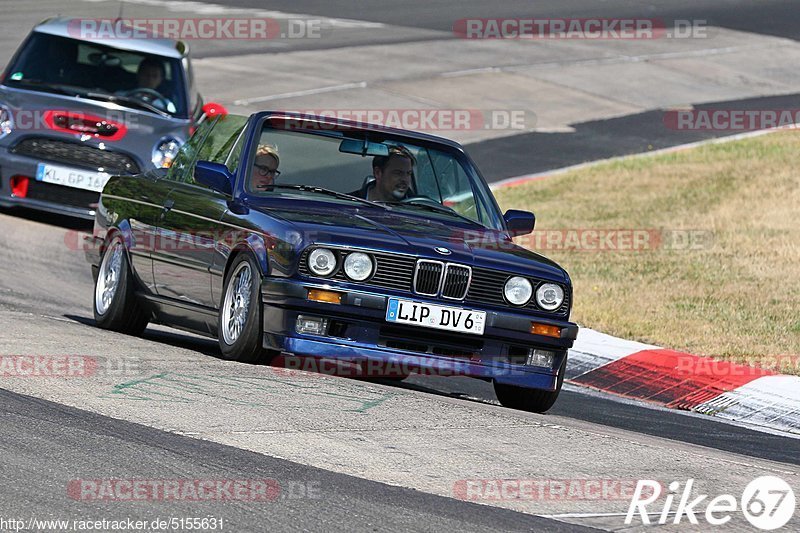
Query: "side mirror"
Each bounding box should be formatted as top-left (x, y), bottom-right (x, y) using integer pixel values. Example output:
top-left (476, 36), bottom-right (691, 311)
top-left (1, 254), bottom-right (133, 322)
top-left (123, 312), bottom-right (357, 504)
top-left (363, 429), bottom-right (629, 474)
top-left (195, 161), bottom-right (233, 196)
top-left (504, 209), bottom-right (535, 237)
top-left (196, 101), bottom-right (228, 125)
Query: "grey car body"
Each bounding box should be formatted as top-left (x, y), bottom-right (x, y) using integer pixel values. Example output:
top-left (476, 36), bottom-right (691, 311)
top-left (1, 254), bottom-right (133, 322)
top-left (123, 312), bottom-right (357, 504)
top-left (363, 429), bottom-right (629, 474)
top-left (0, 17), bottom-right (208, 219)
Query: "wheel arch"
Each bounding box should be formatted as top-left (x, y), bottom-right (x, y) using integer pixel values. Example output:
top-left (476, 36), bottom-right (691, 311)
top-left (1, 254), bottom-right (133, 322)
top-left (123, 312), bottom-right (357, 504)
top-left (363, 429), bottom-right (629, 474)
top-left (101, 221), bottom-right (135, 266)
top-left (221, 232), bottom-right (270, 282)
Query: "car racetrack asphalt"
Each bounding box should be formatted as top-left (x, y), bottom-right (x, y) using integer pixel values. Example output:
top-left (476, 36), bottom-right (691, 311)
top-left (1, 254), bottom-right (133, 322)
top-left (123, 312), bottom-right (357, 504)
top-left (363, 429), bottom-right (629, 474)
top-left (0, 388), bottom-right (587, 533)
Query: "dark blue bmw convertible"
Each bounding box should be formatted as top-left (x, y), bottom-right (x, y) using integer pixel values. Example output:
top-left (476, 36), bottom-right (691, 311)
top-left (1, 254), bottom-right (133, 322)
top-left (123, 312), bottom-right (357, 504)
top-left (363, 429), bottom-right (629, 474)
top-left (86, 111), bottom-right (578, 412)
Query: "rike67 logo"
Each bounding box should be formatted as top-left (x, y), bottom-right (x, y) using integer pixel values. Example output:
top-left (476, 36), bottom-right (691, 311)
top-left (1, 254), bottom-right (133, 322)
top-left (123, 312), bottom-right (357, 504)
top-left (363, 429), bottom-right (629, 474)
top-left (626, 476), bottom-right (795, 530)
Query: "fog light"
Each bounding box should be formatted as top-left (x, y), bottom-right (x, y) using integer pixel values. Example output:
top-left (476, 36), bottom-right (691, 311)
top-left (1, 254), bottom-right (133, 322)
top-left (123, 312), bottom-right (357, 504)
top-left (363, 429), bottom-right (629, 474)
top-left (526, 349), bottom-right (555, 368)
top-left (531, 323), bottom-right (561, 338)
top-left (307, 289), bottom-right (342, 304)
top-left (296, 315), bottom-right (328, 335)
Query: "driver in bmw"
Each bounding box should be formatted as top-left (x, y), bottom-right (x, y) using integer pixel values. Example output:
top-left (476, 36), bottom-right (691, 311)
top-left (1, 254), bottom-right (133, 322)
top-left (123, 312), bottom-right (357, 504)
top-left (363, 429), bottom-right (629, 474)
top-left (352, 145), bottom-right (416, 202)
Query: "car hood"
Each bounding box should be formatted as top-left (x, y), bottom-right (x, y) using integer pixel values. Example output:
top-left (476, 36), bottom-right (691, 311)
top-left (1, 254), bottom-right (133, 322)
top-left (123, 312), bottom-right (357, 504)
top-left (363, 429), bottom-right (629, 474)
top-left (256, 202), bottom-right (568, 283)
top-left (0, 85), bottom-right (189, 158)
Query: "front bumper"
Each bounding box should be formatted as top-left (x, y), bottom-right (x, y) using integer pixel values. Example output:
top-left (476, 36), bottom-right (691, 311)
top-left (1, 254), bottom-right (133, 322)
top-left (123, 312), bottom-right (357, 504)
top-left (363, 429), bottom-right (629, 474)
top-left (261, 278), bottom-right (578, 390)
top-left (0, 147), bottom-right (98, 220)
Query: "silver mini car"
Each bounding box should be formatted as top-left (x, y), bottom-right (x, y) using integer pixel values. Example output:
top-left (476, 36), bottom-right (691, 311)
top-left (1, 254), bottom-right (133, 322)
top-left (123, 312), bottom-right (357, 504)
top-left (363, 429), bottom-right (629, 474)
top-left (0, 17), bottom-right (225, 219)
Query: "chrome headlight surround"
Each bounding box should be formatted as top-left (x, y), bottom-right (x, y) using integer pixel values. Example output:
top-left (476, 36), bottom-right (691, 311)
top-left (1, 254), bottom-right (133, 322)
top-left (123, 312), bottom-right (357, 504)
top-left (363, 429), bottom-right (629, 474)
top-left (307, 248), bottom-right (337, 276)
top-left (504, 276), bottom-right (533, 306)
top-left (343, 252), bottom-right (373, 281)
top-left (535, 283), bottom-right (565, 311)
top-left (0, 104), bottom-right (13, 139)
top-left (152, 137), bottom-right (182, 168)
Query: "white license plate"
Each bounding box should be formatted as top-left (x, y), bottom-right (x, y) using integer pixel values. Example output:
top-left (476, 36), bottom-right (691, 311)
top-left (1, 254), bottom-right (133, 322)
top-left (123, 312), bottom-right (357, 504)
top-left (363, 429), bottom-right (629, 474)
top-left (36, 163), bottom-right (110, 192)
top-left (386, 298), bottom-right (486, 335)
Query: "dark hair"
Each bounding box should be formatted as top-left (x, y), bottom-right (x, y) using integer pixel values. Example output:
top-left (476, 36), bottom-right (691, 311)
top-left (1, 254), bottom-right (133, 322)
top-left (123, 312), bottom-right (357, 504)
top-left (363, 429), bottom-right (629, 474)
top-left (138, 57), bottom-right (165, 76)
top-left (372, 145), bottom-right (416, 172)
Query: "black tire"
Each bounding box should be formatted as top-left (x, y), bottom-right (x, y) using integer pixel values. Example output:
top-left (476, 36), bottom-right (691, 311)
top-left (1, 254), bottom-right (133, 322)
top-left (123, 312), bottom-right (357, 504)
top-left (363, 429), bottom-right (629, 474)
top-left (93, 235), bottom-right (149, 335)
top-left (218, 252), bottom-right (267, 364)
top-left (493, 355), bottom-right (567, 413)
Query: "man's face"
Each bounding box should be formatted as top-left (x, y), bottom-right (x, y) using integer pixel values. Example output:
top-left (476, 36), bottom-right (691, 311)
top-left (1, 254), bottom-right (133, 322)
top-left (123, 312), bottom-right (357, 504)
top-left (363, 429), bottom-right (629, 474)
top-left (137, 65), bottom-right (162, 89)
top-left (251, 154), bottom-right (279, 190)
top-left (373, 155), bottom-right (413, 202)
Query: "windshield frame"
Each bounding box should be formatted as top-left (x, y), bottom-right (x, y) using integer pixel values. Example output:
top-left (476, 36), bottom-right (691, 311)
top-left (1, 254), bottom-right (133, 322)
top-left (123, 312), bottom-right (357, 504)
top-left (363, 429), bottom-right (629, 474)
top-left (236, 114), bottom-right (506, 231)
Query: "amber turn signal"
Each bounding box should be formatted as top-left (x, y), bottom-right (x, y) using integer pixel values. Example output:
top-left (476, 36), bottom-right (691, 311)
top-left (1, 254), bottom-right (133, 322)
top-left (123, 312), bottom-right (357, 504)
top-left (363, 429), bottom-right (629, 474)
top-left (307, 289), bottom-right (343, 304)
top-left (530, 323), bottom-right (561, 338)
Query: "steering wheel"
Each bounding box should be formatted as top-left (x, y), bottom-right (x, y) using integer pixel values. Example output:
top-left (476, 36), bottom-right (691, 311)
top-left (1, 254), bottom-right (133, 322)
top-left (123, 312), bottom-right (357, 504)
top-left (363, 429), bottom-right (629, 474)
top-left (120, 88), bottom-right (173, 112)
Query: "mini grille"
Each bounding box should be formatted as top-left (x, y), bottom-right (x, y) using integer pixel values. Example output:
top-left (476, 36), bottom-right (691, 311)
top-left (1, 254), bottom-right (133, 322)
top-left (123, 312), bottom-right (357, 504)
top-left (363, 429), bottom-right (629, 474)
top-left (12, 137), bottom-right (141, 175)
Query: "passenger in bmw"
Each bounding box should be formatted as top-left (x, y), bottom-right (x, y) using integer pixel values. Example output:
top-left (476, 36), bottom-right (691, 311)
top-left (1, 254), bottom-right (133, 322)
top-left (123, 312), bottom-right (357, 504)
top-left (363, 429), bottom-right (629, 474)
top-left (250, 143), bottom-right (281, 191)
top-left (351, 145), bottom-right (416, 202)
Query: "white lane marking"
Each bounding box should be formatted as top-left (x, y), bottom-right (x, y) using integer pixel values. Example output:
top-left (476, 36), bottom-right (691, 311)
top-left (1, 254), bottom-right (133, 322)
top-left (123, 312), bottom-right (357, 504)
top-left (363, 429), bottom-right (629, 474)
top-left (440, 67), bottom-right (501, 78)
top-left (80, 0), bottom-right (385, 28)
top-left (541, 511), bottom-right (677, 518)
top-left (233, 81), bottom-right (368, 106)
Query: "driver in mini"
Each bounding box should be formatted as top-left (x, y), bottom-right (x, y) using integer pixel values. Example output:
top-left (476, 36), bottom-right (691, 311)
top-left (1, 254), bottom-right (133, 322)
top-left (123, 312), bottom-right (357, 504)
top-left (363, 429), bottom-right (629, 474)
top-left (131, 58), bottom-right (175, 112)
top-left (137, 58), bottom-right (164, 89)
top-left (353, 145), bottom-right (416, 202)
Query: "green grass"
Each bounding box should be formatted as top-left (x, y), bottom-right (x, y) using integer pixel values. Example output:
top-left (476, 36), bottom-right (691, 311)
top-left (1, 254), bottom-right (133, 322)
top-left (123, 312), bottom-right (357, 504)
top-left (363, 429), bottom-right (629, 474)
top-left (493, 131), bottom-right (800, 372)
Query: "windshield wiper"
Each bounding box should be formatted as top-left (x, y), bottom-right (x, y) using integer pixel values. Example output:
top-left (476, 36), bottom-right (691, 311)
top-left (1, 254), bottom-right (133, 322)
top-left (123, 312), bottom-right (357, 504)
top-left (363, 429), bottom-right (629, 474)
top-left (265, 185), bottom-right (389, 209)
top-left (391, 199), bottom-right (484, 227)
top-left (81, 92), bottom-right (170, 117)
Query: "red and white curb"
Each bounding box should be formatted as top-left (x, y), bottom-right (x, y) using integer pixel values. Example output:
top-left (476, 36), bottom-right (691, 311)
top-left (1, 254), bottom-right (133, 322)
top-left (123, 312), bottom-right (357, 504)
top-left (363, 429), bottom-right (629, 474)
top-left (566, 328), bottom-right (800, 436)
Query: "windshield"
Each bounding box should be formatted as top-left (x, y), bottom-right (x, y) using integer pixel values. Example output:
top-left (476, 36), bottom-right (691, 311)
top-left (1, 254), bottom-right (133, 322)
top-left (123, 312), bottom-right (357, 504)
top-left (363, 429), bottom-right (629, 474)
top-left (243, 119), bottom-right (504, 230)
top-left (4, 32), bottom-right (187, 118)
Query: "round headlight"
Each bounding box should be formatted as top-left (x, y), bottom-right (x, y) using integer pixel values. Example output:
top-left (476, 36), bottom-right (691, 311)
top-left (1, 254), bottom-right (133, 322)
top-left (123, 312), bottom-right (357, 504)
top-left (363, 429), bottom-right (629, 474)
top-left (536, 283), bottom-right (564, 311)
top-left (152, 137), bottom-right (182, 168)
top-left (504, 276), bottom-right (532, 306)
top-left (344, 252), bottom-right (373, 281)
top-left (308, 248), bottom-right (337, 276)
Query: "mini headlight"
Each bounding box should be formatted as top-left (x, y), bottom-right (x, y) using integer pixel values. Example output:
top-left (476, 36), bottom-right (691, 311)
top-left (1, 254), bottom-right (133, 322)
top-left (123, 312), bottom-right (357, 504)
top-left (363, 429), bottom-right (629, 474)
top-left (308, 248), bottom-right (337, 276)
top-left (152, 137), bottom-right (182, 168)
top-left (0, 105), bottom-right (13, 139)
top-left (536, 283), bottom-right (564, 311)
top-left (343, 252), bottom-right (373, 281)
top-left (504, 276), bottom-right (532, 306)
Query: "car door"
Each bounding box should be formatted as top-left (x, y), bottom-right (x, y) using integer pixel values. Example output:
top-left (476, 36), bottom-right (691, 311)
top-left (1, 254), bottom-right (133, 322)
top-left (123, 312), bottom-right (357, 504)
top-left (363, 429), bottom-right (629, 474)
top-left (100, 171), bottom-right (174, 295)
top-left (152, 114), bottom-right (248, 309)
